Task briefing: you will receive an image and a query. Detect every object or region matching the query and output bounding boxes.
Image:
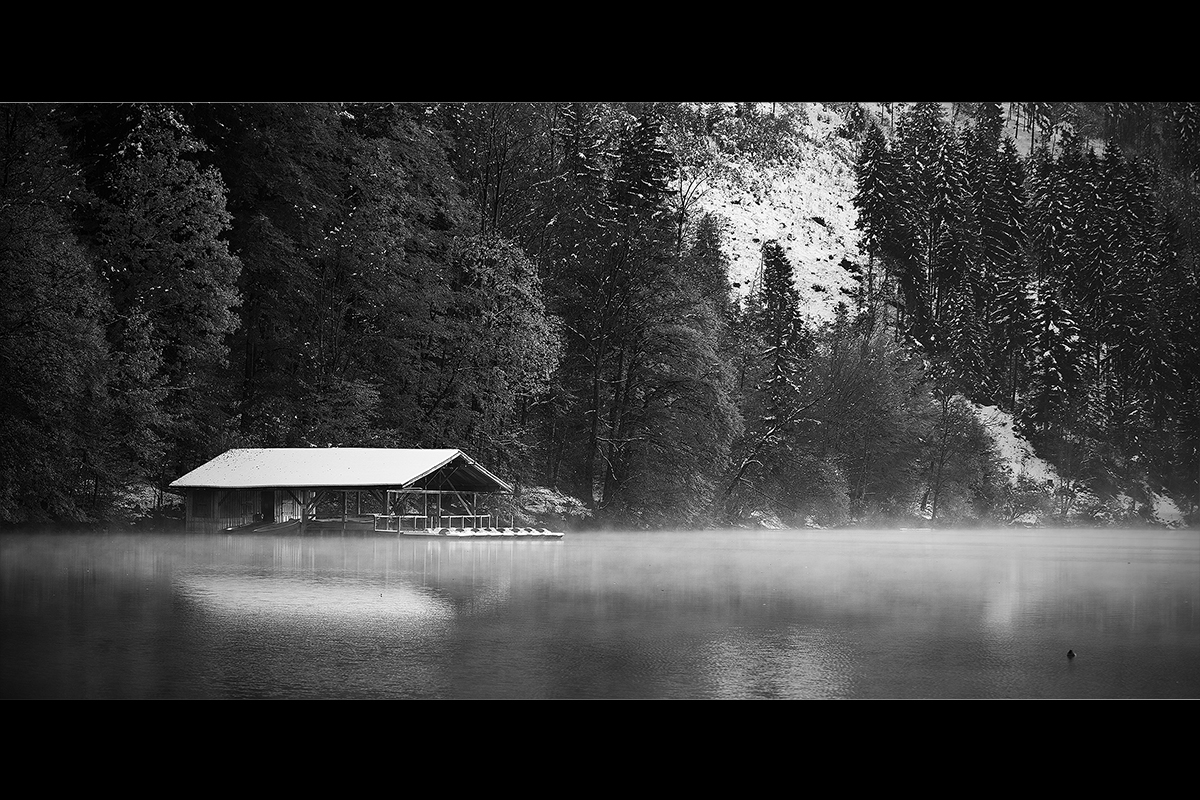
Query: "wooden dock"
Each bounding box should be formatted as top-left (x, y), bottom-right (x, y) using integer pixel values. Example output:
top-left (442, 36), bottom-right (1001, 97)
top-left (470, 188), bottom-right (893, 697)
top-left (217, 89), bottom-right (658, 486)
top-left (222, 518), bottom-right (563, 538)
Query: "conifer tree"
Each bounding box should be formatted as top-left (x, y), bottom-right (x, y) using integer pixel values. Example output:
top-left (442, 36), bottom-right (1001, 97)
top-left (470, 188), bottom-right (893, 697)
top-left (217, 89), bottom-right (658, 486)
top-left (852, 122), bottom-right (897, 307)
top-left (0, 105), bottom-right (115, 521)
top-left (887, 102), bottom-right (964, 352)
top-left (683, 213), bottom-right (737, 333)
top-left (721, 240), bottom-right (825, 523)
top-left (1027, 133), bottom-right (1085, 287)
top-left (751, 240), bottom-right (811, 412)
top-left (1021, 280), bottom-right (1083, 447)
top-left (535, 103), bottom-right (620, 499)
top-left (983, 138), bottom-right (1030, 409)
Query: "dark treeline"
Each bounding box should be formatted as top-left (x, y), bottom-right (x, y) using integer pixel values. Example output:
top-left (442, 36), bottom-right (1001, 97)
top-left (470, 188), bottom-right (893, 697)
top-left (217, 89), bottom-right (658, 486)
top-left (1, 101), bottom-right (1196, 528)
top-left (852, 101), bottom-right (1199, 523)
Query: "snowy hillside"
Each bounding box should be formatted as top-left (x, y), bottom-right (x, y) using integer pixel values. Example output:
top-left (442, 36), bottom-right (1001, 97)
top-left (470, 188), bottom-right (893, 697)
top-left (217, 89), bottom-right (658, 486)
top-left (972, 401), bottom-right (1185, 527)
top-left (973, 403), bottom-right (1062, 488)
top-left (685, 102), bottom-right (1188, 527)
top-left (685, 102), bottom-right (863, 325)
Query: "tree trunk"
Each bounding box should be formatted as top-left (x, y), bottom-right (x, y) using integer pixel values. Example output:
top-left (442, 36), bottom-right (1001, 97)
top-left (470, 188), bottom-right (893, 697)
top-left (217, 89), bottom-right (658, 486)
top-left (929, 395), bottom-right (952, 523)
top-left (584, 332), bottom-right (604, 511)
top-left (601, 344), bottom-right (629, 510)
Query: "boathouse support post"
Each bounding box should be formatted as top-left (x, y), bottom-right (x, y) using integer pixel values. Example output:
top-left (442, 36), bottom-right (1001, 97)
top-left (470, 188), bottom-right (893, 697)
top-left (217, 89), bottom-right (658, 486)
top-left (285, 488), bottom-right (304, 522)
top-left (440, 484), bottom-right (473, 526)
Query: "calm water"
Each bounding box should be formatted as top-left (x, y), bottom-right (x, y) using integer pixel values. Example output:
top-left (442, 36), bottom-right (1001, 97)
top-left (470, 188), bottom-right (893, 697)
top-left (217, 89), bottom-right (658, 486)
top-left (2, 528), bottom-right (1196, 699)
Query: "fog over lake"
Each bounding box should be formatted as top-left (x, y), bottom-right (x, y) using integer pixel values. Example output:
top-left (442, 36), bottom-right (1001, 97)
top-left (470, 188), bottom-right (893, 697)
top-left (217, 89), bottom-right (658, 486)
top-left (2, 528), bottom-right (1196, 699)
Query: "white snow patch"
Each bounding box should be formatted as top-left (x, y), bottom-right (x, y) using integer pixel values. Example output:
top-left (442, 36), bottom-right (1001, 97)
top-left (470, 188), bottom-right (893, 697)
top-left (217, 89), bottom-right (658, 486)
top-left (688, 102), bottom-right (1060, 326)
top-left (688, 102), bottom-right (863, 325)
top-left (1151, 492), bottom-right (1184, 526)
top-left (971, 403), bottom-right (1060, 487)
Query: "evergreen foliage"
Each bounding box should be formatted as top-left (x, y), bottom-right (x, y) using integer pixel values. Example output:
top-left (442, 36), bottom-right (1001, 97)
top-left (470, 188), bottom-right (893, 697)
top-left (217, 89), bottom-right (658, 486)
top-left (1, 101), bottom-right (1196, 527)
top-left (1, 105), bottom-right (115, 521)
top-left (848, 101), bottom-right (1198, 520)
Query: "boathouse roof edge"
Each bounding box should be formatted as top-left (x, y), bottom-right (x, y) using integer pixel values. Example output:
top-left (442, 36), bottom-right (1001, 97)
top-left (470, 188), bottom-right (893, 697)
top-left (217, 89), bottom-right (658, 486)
top-left (169, 448), bottom-right (512, 493)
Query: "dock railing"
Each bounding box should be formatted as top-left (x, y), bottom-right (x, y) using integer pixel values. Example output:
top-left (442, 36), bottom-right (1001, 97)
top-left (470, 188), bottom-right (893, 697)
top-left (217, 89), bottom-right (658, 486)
top-left (373, 514), bottom-right (493, 532)
top-left (444, 515), bottom-right (491, 530)
top-left (373, 514), bottom-right (429, 532)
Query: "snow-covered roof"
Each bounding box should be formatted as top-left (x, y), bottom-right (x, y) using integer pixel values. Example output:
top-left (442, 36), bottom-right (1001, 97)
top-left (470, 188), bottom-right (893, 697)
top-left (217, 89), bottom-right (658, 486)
top-left (169, 448), bottom-right (512, 493)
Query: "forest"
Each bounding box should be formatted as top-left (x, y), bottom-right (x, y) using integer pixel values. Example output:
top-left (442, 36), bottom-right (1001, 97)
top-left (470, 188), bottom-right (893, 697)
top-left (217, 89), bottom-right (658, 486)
top-left (1, 101), bottom-right (1196, 529)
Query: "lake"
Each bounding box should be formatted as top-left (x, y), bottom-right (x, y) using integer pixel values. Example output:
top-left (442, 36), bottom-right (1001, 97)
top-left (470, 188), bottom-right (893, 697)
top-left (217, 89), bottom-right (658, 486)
top-left (2, 527), bottom-right (1196, 699)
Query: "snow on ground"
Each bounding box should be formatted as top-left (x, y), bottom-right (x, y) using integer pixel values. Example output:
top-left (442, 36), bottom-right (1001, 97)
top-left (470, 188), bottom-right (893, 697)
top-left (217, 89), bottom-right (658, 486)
top-left (688, 102), bottom-right (863, 325)
top-left (1151, 492), bottom-right (1185, 526)
top-left (975, 402), bottom-right (1189, 526)
top-left (688, 102), bottom-right (1054, 326)
top-left (971, 402), bottom-right (1060, 487)
top-left (686, 102), bottom-right (1190, 527)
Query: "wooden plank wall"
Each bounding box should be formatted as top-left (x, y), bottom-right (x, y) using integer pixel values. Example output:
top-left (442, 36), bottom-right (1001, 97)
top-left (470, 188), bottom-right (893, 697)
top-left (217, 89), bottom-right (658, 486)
top-left (185, 489), bottom-right (261, 533)
top-left (184, 488), bottom-right (435, 531)
top-left (276, 490), bottom-right (301, 523)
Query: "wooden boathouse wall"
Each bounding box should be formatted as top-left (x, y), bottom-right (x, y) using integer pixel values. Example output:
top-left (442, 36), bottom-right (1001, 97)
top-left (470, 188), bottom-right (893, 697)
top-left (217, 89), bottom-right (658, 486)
top-left (183, 488), bottom-right (388, 533)
top-left (185, 488), bottom-right (262, 533)
top-left (183, 488), bottom-right (306, 533)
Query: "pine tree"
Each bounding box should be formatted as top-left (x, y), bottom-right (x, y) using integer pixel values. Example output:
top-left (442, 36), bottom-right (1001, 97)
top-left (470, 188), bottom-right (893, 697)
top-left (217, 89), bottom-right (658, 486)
top-left (720, 240), bottom-right (824, 523)
top-left (1021, 280), bottom-right (1083, 447)
top-left (854, 120), bottom-right (914, 322)
top-left (1027, 133), bottom-right (1085, 286)
top-left (590, 110), bottom-right (686, 517)
top-left (1165, 102), bottom-right (1200, 181)
top-left (683, 213), bottom-right (737, 331)
top-left (983, 138), bottom-right (1030, 409)
top-left (887, 102), bottom-right (963, 352)
top-left (852, 123), bottom-right (897, 280)
top-left (751, 240), bottom-right (811, 411)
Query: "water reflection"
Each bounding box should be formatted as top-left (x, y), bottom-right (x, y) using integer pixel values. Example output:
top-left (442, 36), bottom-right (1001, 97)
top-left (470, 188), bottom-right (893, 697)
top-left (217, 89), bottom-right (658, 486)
top-left (699, 627), bottom-right (856, 699)
top-left (2, 528), bottom-right (1197, 698)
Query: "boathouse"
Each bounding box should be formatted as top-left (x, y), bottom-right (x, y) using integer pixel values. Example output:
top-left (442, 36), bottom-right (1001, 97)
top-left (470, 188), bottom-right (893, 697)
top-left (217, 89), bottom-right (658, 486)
top-left (170, 448), bottom-right (512, 534)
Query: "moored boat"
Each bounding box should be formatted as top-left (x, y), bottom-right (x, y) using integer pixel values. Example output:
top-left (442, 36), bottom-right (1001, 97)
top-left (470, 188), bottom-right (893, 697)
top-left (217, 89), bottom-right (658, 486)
top-left (399, 526), bottom-right (563, 539)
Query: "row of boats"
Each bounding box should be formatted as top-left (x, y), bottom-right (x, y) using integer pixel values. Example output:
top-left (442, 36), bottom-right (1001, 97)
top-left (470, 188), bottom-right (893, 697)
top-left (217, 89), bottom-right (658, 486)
top-left (224, 516), bottom-right (563, 538)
